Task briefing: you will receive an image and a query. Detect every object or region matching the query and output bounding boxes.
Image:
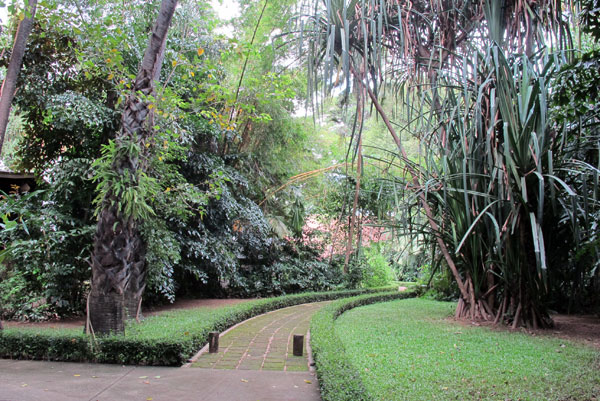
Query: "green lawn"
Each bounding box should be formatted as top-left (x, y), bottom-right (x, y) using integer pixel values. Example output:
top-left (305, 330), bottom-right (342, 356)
top-left (335, 298), bottom-right (600, 401)
top-left (1, 287), bottom-right (401, 365)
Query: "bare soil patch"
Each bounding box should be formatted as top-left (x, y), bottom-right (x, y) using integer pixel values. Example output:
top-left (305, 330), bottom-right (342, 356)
top-left (453, 313), bottom-right (600, 350)
top-left (547, 314), bottom-right (600, 349)
top-left (2, 298), bottom-right (253, 330)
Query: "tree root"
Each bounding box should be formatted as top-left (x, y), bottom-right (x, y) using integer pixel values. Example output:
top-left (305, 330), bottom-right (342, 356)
top-left (455, 295), bottom-right (553, 329)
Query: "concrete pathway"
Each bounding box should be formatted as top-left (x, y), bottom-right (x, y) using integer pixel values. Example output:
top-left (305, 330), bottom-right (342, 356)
top-left (0, 359), bottom-right (319, 401)
top-left (0, 302), bottom-right (327, 401)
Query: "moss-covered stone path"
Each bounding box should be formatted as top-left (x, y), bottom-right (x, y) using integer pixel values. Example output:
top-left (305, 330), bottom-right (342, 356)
top-left (191, 301), bottom-right (328, 371)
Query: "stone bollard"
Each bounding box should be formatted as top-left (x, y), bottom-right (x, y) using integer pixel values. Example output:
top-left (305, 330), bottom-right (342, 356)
top-left (293, 334), bottom-right (304, 356)
top-left (209, 331), bottom-right (219, 353)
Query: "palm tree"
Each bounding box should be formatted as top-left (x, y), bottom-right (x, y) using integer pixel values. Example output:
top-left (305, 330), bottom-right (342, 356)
top-left (88, 0), bottom-right (177, 335)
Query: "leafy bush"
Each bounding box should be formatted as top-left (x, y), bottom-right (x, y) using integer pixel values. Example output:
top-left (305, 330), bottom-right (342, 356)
top-left (417, 262), bottom-right (459, 302)
top-left (0, 329), bottom-right (92, 362)
top-left (0, 287), bottom-right (398, 366)
top-left (0, 171), bottom-right (94, 318)
top-left (0, 269), bottom-right (52, 321)
top-left (393, 249), bottom-right (428, 282)
top-left (362, 245), bottom-right (396, 288)
top-left (310, 289), bottom-right (417, 401)
top-left (342, 245), bottom-right (397, 289)
top-left (238, 242), bottom-right (344, 296)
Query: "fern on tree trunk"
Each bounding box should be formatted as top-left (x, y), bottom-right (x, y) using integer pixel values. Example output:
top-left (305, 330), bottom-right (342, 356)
top-left (88, 0), bottom-right (177, 335)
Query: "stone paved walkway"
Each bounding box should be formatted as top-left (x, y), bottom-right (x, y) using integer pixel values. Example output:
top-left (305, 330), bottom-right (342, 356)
top-left (190, 301), bottom-right (328, 371)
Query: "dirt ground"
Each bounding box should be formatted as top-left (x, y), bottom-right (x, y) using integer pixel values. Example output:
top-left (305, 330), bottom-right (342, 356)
top-left (544, 314), bottom-right (600, 349)
top-left (455, 313), bottom-right (600, 350)
top-left (2, 298), bottom-right (253, 330)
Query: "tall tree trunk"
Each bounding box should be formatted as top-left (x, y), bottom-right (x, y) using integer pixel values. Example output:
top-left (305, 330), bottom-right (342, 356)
top-left (343, 135), bottom-right (362, 273)
top-left (0, 0), bottom-right (37, 156)
top-left (88, 0), bottom-right (177, 335)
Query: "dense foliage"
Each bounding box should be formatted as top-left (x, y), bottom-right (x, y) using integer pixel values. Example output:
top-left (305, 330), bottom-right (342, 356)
top-left (1, 0), bottom-right (599, 327)
top-left (0, 0), bottom-right (343, 321)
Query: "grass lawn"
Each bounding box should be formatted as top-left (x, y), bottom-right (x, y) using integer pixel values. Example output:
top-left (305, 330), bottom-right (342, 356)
top-left (1, 287), bottom-right (402, 365)
top-left (335, 298), bottom-right (600, 401)
top-left (1, 302), bottom-right (257, 339)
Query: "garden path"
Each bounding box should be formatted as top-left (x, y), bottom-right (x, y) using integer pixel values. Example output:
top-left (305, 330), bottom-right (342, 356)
top-left (188, 301), bottom-right (328, 371)
top-left (0, 302), bottom-right (327, 401)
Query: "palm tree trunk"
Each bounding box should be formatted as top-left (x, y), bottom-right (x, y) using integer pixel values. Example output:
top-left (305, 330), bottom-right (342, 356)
top-left (88, 0), bottom-right (177, 335)
top-left (0, 0), bottom-right (37, 156)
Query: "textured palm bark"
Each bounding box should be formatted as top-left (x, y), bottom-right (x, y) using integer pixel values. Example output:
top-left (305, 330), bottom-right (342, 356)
top-left (0, 0), bottom-right (37, 155)
top-left (89, 0), bottom-right (177, 335)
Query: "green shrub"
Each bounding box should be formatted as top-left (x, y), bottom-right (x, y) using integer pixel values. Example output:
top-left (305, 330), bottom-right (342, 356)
top-left (393, 249), bottom-right (427, 282)
top-left (417, 263), bottom-right (459, 302)
top-left (362, 245), bottom-right (396, 288)
top-left (0, 329), bottom-right (92, 361)
top-left (0, 287), bottom-right (397, 366)
top-left (0, 268), bottom-right (52, 321)
top-left (310, 289), bottom-right (417, 401)
top-left (344, 245), bottom-right (397, 289)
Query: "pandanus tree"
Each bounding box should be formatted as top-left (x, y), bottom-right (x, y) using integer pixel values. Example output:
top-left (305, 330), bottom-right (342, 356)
top-left (88, 0), bottom-right (177, 335)
top-left (301, 0), bottom-right (599, 327)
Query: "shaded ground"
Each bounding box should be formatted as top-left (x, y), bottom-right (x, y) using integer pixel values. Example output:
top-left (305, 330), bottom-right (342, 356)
top-left (191, 302), bottom-right (328, 371)
top-left (544, 314), bottom-right (600, 349)
top-left (455, 313), bottom-right (600, 350)
top-left (3, 298), bottom-right (252, 329)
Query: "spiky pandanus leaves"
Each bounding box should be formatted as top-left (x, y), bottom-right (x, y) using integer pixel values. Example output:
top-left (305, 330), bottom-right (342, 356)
top-left (299, 0), bottom-right (582, 327)
top-left (89, 0), bottom-right (177, 335)
top-left (422, 46), bottom-right (558, 327)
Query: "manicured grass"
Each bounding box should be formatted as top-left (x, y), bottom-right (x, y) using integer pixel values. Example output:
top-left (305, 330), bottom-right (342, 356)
top-left (310, 290), bottom-right (418, 401)
top-left (335, 298), bottom-right (600, 401)
top-left (0, 287), bottom-right (402, 366)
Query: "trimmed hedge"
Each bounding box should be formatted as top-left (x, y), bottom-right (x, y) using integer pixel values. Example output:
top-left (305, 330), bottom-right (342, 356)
top-left (310, 289), bottom-right (417, 401)
top-left (0, 287), bottom-right (399, 366)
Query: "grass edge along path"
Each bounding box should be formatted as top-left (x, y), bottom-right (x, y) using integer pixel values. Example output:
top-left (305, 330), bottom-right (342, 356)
top-left (309, 289), bottom-right (418, 401)
top-left (0, 286), bottom-right (405, 366)
top-left (335, 298), bottom-right (600, 401)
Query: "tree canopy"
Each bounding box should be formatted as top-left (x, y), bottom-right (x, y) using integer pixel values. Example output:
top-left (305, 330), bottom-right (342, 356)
top-left (0, 0), bottom-right (598, 331)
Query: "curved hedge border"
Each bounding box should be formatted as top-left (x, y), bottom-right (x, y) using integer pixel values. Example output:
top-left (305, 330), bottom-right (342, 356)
top-left (310, 289), bottom-right (417, 401)
top-left (0, 287), bottom-right (399, 366)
